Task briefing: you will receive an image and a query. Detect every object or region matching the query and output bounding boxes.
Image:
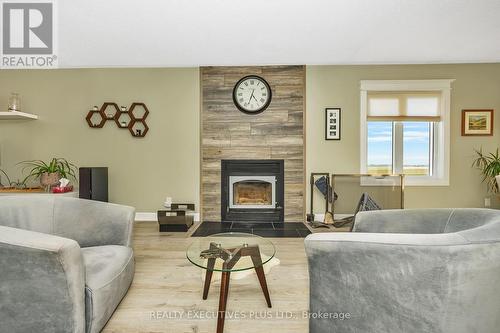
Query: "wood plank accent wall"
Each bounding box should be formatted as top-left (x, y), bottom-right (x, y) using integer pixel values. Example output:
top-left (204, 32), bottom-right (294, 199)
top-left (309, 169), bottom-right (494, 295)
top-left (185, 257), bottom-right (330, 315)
top-left (201, 65), bottom-right (305, 222)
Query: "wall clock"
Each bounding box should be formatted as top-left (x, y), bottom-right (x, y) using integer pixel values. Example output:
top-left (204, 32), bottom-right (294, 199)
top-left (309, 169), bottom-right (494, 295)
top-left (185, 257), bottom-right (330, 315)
top-left (232, 75), bottom-right (272, 114)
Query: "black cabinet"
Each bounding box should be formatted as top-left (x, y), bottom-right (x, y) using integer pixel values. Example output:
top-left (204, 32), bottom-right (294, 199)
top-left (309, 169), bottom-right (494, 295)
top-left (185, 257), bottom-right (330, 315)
top-left (79, 167), bottom-right (108, 202)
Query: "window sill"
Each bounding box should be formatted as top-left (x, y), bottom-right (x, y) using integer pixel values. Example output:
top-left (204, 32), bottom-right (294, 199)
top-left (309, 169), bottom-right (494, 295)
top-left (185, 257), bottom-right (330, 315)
top-left (359, 174), bottom-right (449, 187)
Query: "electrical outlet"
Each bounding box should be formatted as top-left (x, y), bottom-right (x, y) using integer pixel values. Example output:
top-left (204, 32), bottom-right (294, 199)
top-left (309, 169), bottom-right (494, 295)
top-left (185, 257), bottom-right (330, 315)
top-left (485, 197), bottom-right (491, 208)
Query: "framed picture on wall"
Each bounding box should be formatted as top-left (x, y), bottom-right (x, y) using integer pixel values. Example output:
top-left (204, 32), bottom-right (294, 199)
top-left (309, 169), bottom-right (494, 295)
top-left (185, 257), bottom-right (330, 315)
top-left (461, 109), bottom-right (494, 136)
top-left (325, 108), bottom-right (341, 140)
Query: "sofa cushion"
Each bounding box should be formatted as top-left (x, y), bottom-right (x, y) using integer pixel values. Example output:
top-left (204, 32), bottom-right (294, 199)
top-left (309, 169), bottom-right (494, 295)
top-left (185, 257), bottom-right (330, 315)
top-left (0, 196), bottom-right (55, 233)
top-left (82, 245), bottom-right (134, 333)
top-left (445, 208), bottom-right (500, 234)
top-left (353, 209), bottom-right (453, 234)
top-left (54, 199), bottom-right (135, 248)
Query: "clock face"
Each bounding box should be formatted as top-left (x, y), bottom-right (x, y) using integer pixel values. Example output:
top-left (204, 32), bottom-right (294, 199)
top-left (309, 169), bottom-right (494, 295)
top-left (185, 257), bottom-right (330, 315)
top-left (232, 75), bottom-right (272, 114)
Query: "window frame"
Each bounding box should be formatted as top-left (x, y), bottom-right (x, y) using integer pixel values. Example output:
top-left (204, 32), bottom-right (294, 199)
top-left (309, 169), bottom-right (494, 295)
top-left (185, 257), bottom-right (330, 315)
top-left (360, 80), bottom-right (453, 186)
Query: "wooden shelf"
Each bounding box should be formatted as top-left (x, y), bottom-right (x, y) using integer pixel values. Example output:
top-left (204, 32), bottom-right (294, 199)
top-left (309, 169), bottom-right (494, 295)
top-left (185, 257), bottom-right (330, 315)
top-left (0, 187), bottom-right (44, 193)
top-left (0, 190), bottom-right (78, 197)
top-left (0, 111), bottom-right (38, 120)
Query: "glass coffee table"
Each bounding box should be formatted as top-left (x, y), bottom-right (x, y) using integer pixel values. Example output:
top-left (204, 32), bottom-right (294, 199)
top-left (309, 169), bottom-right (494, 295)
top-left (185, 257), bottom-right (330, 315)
top-left (187, 233), bottom-right (275, 333)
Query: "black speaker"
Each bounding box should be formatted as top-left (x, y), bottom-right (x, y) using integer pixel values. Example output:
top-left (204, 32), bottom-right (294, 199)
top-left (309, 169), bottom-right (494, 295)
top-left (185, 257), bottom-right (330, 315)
top-left (79, 167), bottom-right (108, 202)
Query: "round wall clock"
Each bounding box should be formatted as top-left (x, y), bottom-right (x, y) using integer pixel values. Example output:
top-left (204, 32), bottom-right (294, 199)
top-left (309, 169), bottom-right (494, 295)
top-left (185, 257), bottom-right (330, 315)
top-left (232, 75), bottom-right (272, 114)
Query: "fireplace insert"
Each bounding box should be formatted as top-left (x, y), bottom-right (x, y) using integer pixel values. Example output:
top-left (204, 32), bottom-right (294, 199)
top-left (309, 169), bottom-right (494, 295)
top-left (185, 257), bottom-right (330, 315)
top-left (230, 176), bottom-right (276, 209)
top-left (221, 160), bottom-right (284, 223)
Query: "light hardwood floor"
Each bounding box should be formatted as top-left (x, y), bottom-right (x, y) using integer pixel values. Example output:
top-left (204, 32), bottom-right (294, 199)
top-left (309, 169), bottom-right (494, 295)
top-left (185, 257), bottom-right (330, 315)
top-left (103, 222), bottom-right (310, 333)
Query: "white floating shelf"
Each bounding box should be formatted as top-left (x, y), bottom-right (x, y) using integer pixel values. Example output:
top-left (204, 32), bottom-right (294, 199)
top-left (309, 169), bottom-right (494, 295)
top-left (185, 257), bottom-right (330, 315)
top-left (0, 111), bottom-right (38, 120)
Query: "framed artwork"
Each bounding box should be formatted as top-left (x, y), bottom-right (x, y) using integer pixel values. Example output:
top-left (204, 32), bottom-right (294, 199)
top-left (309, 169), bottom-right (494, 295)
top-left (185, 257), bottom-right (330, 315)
top-left (461, 109), bottom-right (494, 136)
top-left (325, 108), bottom-right (341, 140)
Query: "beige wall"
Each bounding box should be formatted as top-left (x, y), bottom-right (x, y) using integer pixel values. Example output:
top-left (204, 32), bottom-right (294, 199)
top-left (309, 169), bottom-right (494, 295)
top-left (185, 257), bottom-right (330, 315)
top-left (0, 68), bottom-right (200, 212)
top-left (306, 64), bottom-right (500, 214)
top-left (1, 64), bottom-right (498, 216)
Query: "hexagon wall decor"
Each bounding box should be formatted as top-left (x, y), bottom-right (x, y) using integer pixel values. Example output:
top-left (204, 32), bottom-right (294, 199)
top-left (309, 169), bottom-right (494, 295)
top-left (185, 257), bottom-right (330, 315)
top-left (129, 119), bottom-right (149, 138)
top-left (86, 102), bottom-right (150, 137)
top-left (129, 102), bottom-right (149, 121)
top-left (85, 108), bottom-right (106, 128)
top-left (114, 106), bottom-right (132, 129)
top-left (101, 102), bottom-right (120, 120)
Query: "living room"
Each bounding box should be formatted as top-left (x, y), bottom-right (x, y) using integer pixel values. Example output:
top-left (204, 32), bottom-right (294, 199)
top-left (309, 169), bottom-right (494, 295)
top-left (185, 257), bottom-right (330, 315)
top-left (1, 1), bottom-right (500, 333)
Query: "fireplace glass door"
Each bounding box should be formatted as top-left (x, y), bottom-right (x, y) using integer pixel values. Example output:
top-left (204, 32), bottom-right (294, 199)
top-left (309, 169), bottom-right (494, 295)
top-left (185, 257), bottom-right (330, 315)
top-left (229, 176), bottom-right (276, 209)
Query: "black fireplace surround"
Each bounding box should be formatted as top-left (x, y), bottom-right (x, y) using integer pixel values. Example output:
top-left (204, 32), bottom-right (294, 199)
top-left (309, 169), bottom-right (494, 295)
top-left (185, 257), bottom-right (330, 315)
top-left (221, 159), bottom-right (284, 223)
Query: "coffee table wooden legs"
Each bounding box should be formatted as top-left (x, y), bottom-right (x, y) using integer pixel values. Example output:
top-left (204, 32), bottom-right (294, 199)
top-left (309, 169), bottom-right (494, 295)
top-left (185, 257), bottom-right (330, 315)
top-left (201, 244), bottom-right (272, 333)
top-left (249, 246), bottom-right (272, 308)
top-left (203, 262), bottom-right (214, 299)
top-left (254, 265), bottom-right (272, 308)
top-left (203, 243), bottom-right (218, 299)
top-left (217, 271), bottom-right (231, 333)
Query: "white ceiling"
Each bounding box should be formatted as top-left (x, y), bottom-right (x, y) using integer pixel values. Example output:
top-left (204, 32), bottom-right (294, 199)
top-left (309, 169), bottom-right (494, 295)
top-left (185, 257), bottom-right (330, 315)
top-left (58, 0), bottom-right (500, 68)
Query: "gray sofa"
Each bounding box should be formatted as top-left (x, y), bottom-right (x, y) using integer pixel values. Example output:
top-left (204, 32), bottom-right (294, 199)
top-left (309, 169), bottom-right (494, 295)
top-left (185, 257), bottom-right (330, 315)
top-left (0, 196), bottom-right (135, 333)
top-left (305, 208), bottom-right (500, 333)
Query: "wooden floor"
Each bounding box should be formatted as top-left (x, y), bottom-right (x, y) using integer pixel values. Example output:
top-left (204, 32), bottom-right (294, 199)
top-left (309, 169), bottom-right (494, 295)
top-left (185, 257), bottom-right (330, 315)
top-left (103, 222), bottom-right (310, 333)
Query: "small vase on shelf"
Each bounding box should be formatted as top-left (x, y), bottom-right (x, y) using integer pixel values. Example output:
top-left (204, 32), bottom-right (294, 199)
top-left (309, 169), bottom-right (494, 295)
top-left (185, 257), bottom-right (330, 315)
top-left (8, 93), bottom-right (21, 112)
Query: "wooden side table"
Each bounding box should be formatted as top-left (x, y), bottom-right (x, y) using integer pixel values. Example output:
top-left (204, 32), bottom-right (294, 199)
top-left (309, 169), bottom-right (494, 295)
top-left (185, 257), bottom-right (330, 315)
top-left (157, 203), bottom-right (195, 232)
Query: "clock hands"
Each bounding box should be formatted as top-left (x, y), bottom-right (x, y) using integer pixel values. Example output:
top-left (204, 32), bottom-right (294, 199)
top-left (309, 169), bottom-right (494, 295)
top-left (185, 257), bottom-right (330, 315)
top-left (247, 89), bottom-right (260, 109)
top-left (248, 89), bottom-right (255, 104)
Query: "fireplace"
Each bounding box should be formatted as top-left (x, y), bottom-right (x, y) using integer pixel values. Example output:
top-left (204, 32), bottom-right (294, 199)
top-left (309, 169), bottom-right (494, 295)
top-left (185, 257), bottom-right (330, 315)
top-left (230, 176), bottom-right (276, 209)
top-left (221, 160), bottom-right (284, 223)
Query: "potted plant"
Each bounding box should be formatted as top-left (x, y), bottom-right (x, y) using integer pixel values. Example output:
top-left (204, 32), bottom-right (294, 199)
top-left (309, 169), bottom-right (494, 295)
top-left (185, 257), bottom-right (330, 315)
top-left (20, 158), bottom-right (77, 191)
top-left (0, 168), bottom-right (12, 188)
top-left (472, 148), bottom-right (500, 193)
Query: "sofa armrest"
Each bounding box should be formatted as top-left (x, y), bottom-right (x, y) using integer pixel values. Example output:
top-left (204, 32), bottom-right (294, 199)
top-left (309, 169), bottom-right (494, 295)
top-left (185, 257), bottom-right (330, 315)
top-left (0, 226), bottom-right (85, 333)
top-left (304, 232), bottom-right (500, 333)
top-left (53, 198), bottom-right (135, 248)
top-left (352, 209), bottom-right (454, 234)
top-left (305, 230), bottom-right (468, 246)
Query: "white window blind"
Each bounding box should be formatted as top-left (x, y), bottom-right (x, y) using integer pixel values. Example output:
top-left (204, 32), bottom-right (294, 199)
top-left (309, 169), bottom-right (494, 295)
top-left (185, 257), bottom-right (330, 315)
top-left (367, 92), bottom-right (441, 121)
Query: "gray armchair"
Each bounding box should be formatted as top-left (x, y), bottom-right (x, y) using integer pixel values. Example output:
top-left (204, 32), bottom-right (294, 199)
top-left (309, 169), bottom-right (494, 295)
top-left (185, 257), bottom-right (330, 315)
top-left (0, 196), bottom-right (135, 333)
top-left (305, 208), bottom-right (500, 333)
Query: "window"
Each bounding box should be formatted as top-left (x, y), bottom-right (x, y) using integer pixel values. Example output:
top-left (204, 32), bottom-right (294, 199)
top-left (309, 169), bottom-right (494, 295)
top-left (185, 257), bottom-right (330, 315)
top-left (361, 80), bottom-right (453, 186)
top-left (402, 122), bottom-right (432, 176)
top-left (367, 121), bottom-right (432, 176)
top-left (367, 122), bottom-right (393, 174)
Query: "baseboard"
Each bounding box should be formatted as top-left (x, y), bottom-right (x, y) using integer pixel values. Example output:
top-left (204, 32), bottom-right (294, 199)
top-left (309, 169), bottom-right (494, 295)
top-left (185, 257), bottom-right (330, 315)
top-left (313, 213), bottom-right (353, 222)
top-left (135, 212), bottom-right (200, 222)
top-left (314, 213), bottom-right (325, 222)
top-left (134, 212), bottom-right (157, 221)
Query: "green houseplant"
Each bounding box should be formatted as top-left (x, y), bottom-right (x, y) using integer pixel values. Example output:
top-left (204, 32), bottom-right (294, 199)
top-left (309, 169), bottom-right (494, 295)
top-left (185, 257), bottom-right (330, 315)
top-left (0, 168), bottom-right (12, 188)
top-left (0, 168), bottom-right (30, 189)
top-left (472, 148), bottom-right (500, 193)
top-left (20, 158), bottom-right (77, 189)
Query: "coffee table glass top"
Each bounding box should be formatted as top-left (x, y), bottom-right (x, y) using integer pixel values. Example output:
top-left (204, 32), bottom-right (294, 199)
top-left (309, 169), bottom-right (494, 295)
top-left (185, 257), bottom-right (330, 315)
top-left (186, 232), bottom-right (276, 272)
